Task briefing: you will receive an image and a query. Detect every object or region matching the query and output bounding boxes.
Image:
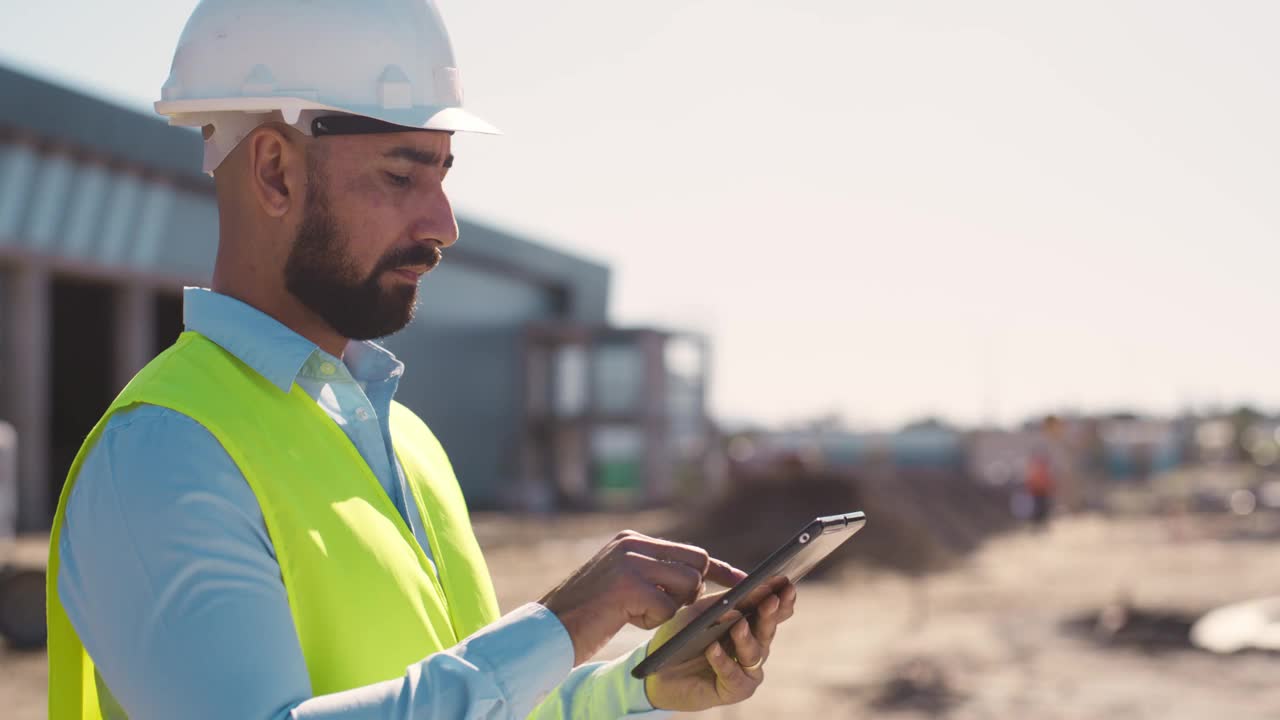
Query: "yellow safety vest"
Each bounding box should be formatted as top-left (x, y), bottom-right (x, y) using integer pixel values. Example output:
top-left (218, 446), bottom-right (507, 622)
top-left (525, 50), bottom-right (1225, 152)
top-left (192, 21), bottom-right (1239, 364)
top-left (47, 331), bottom-right (500, 719)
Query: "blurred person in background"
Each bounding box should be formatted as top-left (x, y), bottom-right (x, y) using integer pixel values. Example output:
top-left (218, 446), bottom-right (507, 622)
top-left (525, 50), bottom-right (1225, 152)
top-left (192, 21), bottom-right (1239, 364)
top-left (1025, 450), bottom-right (1057, 529)
top-left (44, 2), bottom-right (796, 718)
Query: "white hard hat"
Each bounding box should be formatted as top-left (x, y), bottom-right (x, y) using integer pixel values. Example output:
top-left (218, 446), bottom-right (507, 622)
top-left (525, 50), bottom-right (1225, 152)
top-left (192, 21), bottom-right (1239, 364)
top-left (155, 0), bottom-right (498, 175)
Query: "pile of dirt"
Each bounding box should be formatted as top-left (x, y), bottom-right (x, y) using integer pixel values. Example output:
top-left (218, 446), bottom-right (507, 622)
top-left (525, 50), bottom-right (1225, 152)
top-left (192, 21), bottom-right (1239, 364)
top-left (662, 466), bottom-right (1016, 577)
top-left (1061, 601), bottom-right (1199, 654)
top-left (869, 657), bottom-right (966, 715)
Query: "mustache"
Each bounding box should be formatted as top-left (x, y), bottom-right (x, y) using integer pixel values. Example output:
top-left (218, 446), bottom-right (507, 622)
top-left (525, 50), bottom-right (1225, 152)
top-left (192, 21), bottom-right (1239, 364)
top-left (374, 243), bottom-right (443, 275)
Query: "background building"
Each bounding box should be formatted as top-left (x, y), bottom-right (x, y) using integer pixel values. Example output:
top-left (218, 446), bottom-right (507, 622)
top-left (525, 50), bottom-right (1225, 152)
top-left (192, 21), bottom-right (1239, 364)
top-left (520, 325), bottom-right (720, 511)
top-left (0, 64), bottom-right (713, 531)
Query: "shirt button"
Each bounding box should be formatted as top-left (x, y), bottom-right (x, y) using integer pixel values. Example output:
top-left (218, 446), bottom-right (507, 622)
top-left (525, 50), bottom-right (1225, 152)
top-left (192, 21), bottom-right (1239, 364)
top-left (320, 362), bottom-right (337, 376)
top-left (355, 407), bottom-right (371, 421)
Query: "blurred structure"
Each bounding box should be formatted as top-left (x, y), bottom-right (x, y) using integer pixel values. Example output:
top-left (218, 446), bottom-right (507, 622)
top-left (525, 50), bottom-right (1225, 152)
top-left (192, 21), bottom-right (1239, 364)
top-left (1236, 417), bottom-right (1280, 469)
top-left (1193, 418), bottom-right (1240, 464)
top-left (520, 326), bottom-right (721, 511)
top-left (762, 422), bottom-right (966, 478)
top-left (1097, 418), bottom-right (1182, 482)
top-left (0, 421), bottom-right (15, 539)
top-left (0, 63), bottom-right (711, 527)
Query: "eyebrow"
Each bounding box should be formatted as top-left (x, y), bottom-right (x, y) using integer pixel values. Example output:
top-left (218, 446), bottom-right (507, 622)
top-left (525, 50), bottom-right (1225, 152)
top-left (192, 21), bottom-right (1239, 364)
top-left (384, 146), bottom-right (454, 169)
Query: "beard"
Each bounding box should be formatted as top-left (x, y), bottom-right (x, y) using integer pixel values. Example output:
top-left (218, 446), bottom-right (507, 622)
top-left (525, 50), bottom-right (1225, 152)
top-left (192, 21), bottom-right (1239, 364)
top-left (283, 166), bottom-right (439, 341)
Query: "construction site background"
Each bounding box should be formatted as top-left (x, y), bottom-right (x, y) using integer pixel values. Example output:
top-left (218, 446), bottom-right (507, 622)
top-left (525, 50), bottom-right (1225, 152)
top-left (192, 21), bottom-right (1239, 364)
top-left (4, 406), bottom-right (1280, 718)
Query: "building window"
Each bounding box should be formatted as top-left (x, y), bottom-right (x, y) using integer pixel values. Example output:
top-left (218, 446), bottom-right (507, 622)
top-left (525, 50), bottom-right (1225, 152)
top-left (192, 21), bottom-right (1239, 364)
top-left (593, 343), bottom-right (642, 415)
top-left (553, 344), bottom-right (587, 417)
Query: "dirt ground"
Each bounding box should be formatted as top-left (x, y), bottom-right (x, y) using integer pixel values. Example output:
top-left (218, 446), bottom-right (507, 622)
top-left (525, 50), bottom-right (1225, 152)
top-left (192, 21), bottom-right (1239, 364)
top-left (3, 512), bottom-right (1278, 719)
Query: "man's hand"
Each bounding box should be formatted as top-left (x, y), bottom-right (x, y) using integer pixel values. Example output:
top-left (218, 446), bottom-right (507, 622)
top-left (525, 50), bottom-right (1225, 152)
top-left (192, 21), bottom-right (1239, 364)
top-left (644, 578), bottom-right (798, 712)
top-left (539, 530), bottom-right (747, 665)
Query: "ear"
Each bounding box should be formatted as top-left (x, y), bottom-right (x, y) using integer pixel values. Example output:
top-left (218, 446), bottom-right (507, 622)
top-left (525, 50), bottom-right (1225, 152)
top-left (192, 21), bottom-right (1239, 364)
top-left (246, 125), bottom-right (305, 219)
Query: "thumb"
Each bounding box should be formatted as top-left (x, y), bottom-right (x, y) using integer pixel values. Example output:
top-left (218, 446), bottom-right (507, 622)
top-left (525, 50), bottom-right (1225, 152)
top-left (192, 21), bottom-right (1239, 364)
top-left (704, 558), bottom-right (748, 588)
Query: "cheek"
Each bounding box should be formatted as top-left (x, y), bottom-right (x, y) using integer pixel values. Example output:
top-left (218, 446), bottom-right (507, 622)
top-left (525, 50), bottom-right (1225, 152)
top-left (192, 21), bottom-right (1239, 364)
top-left (341, 173), bottom-right (387, 208)
top-left (335, 178), bottom-right (404, 267)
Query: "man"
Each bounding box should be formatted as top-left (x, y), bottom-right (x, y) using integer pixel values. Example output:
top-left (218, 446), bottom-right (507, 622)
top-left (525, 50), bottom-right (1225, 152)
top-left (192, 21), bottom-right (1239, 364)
top-left (46, 1), bottom-right (796, 718)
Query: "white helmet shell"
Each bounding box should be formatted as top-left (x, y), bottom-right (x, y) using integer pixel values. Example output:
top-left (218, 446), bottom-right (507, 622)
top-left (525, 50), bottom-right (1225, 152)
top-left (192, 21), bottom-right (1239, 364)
top-left (155, 0), bottom-right (497, 173)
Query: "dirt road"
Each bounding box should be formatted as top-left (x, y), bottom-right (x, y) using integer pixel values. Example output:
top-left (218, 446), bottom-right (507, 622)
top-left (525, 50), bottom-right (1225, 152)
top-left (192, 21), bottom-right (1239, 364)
top-left (4, 512), bottom-right (1277, 719)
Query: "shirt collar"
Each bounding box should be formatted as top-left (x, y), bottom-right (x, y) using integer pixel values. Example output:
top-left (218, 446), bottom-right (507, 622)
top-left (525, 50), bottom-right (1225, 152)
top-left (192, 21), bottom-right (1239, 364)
top-left (343, 336), bottom-right (405, 385)
top-left (183, 288), bottom-right (407, 393)
top-left (183, 288), bottom-right (317, 393)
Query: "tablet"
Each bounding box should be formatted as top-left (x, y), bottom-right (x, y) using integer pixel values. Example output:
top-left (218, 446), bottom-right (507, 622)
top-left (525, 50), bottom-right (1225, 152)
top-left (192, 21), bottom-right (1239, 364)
top-left (631, 511), bottom-right (866, 679)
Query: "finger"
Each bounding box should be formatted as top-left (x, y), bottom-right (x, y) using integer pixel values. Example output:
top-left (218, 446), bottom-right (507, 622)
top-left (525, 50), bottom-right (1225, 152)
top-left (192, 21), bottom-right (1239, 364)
top-left (752, 594), bottom-right (782, 650)
top-left (675, 586), bottom-right (737, 620)
top-left (760, 594), bottom-right (782, 618)
top-left (631, 584), bottom-right (681, 630)
top-left (623, 537), bottom-right (712, 576)
top-left (687, 588), bottom-right (732, 614)
top-left (704, 557), bottom-right (749, 588)
top-left (706, 638), bottom-right (760, 702)
top-left (777, 582), bottom-right (797, 621)
top-left (628, 552), bottom-right (705, 603)
top-left (737, 576), bottom-right (786, 612)
top-left (730, 617), bottom-right (766, 674)
top-left (697, 590), bottom-right (747, 628)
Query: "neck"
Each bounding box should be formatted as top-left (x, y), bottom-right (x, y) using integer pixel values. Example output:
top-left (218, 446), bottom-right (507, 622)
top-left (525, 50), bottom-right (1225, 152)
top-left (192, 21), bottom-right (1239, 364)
top-left (211, 251), bottom-right (349, 359)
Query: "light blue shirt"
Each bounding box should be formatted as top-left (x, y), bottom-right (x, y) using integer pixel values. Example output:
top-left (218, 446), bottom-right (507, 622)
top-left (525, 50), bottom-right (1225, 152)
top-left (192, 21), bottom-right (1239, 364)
top-left (57, 287), bottom-right (668, 720)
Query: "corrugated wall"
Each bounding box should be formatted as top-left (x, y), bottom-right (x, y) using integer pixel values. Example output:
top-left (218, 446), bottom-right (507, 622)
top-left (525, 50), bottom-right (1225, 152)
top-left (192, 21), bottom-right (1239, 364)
top-left (0, 141), bottom-right (217, 279)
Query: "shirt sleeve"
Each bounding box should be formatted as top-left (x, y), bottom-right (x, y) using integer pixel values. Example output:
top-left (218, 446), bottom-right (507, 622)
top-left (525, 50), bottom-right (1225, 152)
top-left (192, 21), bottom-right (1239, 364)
top-left (527, 643), bottom-right (674, 720)
top-left (57, 405), bottom-right (573, 720)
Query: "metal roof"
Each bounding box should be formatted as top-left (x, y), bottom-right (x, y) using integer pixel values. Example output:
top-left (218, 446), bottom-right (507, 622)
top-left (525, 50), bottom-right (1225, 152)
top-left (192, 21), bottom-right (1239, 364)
top-left (0, 63), bottom-right (208, 187)
top-left (0, 62), bottom-right (609, 322)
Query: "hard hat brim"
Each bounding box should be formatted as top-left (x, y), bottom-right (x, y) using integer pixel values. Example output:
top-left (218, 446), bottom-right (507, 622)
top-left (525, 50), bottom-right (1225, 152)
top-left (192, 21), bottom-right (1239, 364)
top-left (155, 97), bottom-right (500, 135)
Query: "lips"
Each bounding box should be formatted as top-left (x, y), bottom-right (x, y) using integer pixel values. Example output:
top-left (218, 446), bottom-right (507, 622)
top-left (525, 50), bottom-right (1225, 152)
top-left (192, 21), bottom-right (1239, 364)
top-left (389, 265), bottom-right (428, 282)
top-left (383, 246), bottom-right (443, 279)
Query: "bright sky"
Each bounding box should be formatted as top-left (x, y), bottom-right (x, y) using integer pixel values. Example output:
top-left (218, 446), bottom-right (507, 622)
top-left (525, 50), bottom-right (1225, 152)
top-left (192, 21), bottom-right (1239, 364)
top-left (2, 1), bottom-right (1277, 429)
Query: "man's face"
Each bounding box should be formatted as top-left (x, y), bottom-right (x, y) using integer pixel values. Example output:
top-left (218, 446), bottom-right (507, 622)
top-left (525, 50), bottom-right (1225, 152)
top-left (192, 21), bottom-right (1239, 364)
top-left (284, 130), bottom-right (458, 341)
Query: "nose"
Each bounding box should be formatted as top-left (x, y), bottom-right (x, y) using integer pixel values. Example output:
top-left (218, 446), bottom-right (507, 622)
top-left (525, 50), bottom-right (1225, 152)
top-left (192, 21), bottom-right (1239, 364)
top-left (414, 183), bottom-right (459, 249)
